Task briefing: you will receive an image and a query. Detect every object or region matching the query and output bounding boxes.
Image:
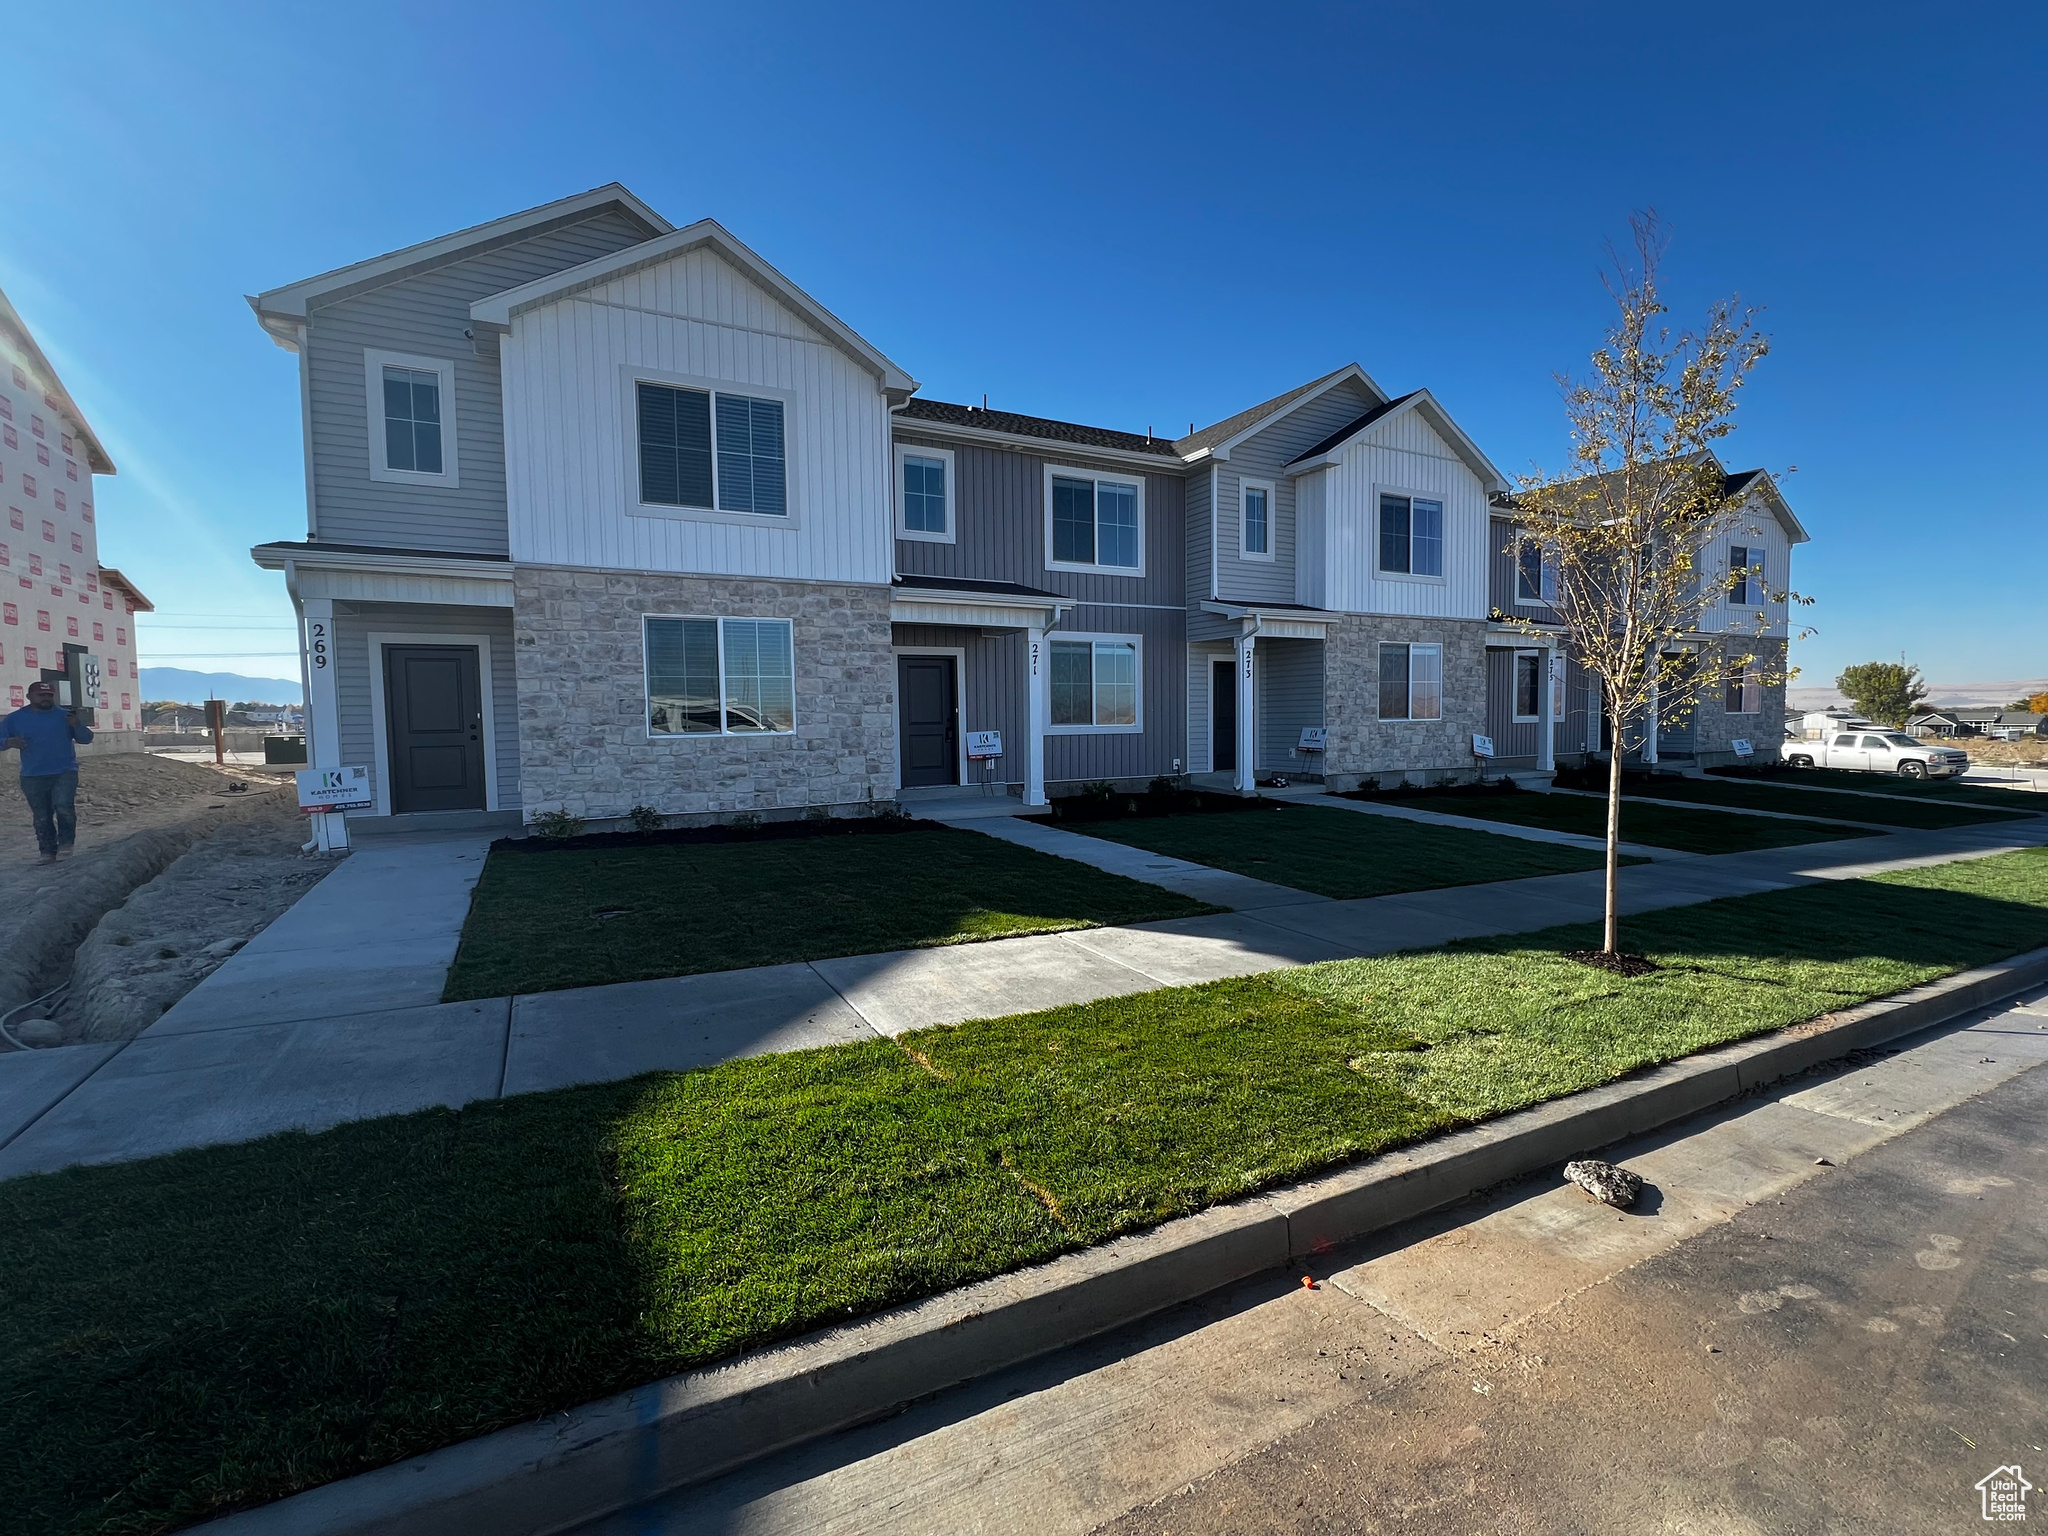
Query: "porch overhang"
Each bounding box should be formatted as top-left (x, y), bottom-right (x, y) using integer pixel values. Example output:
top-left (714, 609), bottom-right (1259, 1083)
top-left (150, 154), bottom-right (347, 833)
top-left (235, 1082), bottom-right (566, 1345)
top-left (251, 540), bottom-right (514, 607)
top-left (891, 576), bottom-right (1071, 631)
top-left (1199, 600), bottom-right (1336, 641)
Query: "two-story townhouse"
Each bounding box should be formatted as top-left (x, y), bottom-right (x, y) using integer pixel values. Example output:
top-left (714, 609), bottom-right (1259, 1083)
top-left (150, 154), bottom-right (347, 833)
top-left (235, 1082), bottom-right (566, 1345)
top-left (0, 287), bottom-right (149, 744)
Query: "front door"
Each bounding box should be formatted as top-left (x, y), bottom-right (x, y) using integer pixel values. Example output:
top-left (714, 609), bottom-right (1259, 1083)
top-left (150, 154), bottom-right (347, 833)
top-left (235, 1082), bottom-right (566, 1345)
top-left (384, 645), bottom-right (487, 813)
top-left (1212, 659), bottom-right (1237, 773)
top-left (1656, 652), bottom-right (1697, 755)
top-left (897, 655), bottom-right (958, 787)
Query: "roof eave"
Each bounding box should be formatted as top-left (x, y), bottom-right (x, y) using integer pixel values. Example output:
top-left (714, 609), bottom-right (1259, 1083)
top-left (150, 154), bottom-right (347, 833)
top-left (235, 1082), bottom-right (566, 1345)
top-left (1193, 362), bottom-right (1390, 460)
top-left (0, 287), bottom-right (117, 474)
top-left (1281, 390), bottom-right (1509, 493)
top-left (471, 219), bottom-right (919, 397)
top-left (892, 409), bottom-right (1187, 470)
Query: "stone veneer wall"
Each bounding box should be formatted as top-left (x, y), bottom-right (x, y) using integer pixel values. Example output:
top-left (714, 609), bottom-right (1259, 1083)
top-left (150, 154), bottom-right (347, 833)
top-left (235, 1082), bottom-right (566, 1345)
top-left (1322, 615), bottom-right (1491, 785)
top-left (513, 566), bottom-right (898, 820)
top-left (1687, 638), bottom-right (1787, 767)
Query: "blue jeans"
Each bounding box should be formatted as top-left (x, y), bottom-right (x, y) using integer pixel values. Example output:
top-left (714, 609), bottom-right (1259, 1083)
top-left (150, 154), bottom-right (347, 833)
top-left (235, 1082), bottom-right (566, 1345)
top-left (21, 771), bottom-right (77, 856)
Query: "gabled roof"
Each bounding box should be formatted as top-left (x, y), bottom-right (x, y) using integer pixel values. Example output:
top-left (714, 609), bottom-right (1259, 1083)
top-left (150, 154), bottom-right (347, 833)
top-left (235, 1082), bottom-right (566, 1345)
top-left (247, 183), bottom-right (671, 344)
top-left (897, 397), bottom-right (1179, 457)
top-left (469, 218), bottom-right (918, 400)
top-left (1499, 454), bottom-right (1809, 545)
top-left (1174, 363), bottom-right (1389, 460)
top-left (0, 286), bottom-right (115, 474)
top-left (97, 567), bottom-right (152, 611)
top-left (1282, 388), bottom-right (1509, 493)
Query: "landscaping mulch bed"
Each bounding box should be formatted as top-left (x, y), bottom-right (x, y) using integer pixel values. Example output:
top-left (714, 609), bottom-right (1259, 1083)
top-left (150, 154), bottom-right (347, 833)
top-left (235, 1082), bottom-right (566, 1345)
top-left (8, 848), bottom-right (2048, 1534)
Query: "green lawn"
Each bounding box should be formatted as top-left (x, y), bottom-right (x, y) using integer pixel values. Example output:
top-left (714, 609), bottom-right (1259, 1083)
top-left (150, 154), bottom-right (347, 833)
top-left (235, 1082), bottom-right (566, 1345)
top-left (1746, 765), bottom-right (2047, 809)
top-left (9, 849), bottom-right (2048, 1534)
top-left (1628, 776), bottom-right (2034, 829)
top-left (1376, 788), bottom-right (1869, 853)
top-left (1046, 801), bottom-right (1632, 898)
top-left (442, 825), bottom-right (1216, 1000)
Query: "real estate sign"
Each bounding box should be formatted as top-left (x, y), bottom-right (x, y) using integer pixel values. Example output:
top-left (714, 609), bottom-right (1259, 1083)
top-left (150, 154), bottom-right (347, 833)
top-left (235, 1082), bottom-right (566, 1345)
top-left (967, 730), bottom-right (1003, 760)
top-left (296, 765), bottom-right (373, 813)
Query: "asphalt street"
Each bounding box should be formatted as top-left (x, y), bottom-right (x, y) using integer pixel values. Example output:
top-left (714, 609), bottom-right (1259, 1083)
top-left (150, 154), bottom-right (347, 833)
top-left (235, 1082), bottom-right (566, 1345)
top-left (584, 991), bottom-right (2048, 1536)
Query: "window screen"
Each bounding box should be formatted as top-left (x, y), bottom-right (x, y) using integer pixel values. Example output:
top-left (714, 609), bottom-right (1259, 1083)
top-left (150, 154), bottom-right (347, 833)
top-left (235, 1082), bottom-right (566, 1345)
top-left (637, 383), bottom-right (714, 509)
top-left (903, 455), bottom-right (947, 533)
top-left (1379, 642), bottom-right (1410, 720)
top-left (382, 367), bottom-right (443, 474)
top-left (715, 394), bottom-right (787, 515)
top-left (1243, 486), bottom-right (1269, 555)
top-left (1052, 477), bottom-right (1095, 564)
top-left (645, 616), bottom-right (721, 733)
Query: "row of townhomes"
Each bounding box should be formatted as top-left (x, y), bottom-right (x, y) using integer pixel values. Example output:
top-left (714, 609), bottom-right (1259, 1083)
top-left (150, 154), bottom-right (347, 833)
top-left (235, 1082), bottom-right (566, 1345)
top-left (1, 288), bottom-right (150, 744)
top-left (247, 185), bottom-right (1805, 834)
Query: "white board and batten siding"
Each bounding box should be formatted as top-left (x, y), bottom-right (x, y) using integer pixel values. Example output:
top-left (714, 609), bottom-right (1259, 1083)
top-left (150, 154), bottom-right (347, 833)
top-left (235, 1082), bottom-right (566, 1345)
top-left (1295, 406), bottom-right (1491, 620)
top-left (1694, 494), bottom-right (1794, 640)
top-left (499, 247), bottom-right (894, 585)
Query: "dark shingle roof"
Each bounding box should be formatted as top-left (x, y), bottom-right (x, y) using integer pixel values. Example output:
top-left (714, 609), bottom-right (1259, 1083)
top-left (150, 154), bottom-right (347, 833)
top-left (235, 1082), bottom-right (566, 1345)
top-left (1289, 392), bottom-right (1422, 463)
top-left (1173, 365), bottom-right (1359, 455)
top-left (896, 397), bottom-right (1179, 457)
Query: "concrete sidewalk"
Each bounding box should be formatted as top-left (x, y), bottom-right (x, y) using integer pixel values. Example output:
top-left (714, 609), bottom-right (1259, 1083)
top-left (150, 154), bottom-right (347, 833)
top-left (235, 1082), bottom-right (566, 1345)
top-left (4, 816), bottom-right (2046, 1179)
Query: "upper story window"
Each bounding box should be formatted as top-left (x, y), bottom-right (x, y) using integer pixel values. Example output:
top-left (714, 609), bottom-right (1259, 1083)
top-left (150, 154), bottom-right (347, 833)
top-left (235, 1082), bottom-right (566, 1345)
top-left (1240, 480), bottom-right (1273, 561)
top-left (644, 614), bottom-right (795, 736)
top-left (895, 443), bottom-right (954, 543)
top-left (1378, 493), bottom-right (1443, 578)
top-left (632, 375), bottom-right (788, 519)
top-left (1378, 641), bottom-right (1443, 721)
top-left (1729, 544), bottom-right (1761, 605)
top-left (363, 350), bottom-right (459, 488)
top-left (1517, 539), bottom-right (1558, 604)
top-left (1046, 466), bottom-right (1143, 575)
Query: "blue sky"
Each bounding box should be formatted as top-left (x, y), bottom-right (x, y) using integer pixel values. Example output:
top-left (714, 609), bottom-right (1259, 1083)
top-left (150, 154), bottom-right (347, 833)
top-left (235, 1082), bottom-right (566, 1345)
top-left (5, 1), bottom-right (2042, 694)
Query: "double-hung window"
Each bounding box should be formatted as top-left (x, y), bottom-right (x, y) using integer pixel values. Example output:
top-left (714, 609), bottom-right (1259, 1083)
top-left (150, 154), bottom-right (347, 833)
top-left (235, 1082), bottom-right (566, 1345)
top-left (364, 350), bottom-right (458, 486)
top-left (896, 443), bottom-right (954, 541)
top-left (1729, 545), bottom-right (1759, 605)
top-left (636, 380), bottom-right (787, 516)
top-left (1378, 493), bottom-right (1444, 577)
top-left (1048, 635), bottom-right (1141, 731)
top-left (644, 615), bottom-right (795, 736)
top-left (1240, 480), bottom-right (1272, 560)
top-left (1724, 664), bottom-right (1761, 715)
top-left (1516, 539), bottom-right (1558, 604)
top-left (1514, 652), bottom-right (1543, 720)
top-left (1378, 642), bottom-right (1443, 721)
top-left (1047, 468), bottom-right (1143, 573)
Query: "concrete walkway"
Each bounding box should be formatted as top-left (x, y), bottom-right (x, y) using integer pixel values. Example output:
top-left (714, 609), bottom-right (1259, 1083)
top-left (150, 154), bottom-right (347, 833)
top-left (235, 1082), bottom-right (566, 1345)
top-left (5, 815), bottom-right (2047, 1180)
top-left (1267, 786), bottom-right (1677, 859)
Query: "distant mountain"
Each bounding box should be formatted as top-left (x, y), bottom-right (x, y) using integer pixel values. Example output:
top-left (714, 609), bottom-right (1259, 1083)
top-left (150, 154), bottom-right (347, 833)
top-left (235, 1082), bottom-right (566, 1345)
top-left (139, 667), bottom-right (302, 705)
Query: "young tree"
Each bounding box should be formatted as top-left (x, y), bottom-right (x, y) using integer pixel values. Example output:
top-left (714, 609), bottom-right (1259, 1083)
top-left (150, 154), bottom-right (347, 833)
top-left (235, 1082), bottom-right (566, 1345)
top-left (1836, 662), bottom-right (1928, 726)
top-left (1501, 212), bottom-right (1805, 958)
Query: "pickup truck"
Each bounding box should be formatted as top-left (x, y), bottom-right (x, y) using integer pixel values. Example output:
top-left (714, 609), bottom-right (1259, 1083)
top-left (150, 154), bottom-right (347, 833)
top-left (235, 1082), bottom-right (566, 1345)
top-left (1784, 729), bottom-right (1970, 780)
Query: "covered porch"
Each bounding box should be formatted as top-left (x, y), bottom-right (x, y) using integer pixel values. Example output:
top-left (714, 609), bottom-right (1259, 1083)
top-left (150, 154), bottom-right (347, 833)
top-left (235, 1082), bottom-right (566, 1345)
top-left (1192, 602), bottom-right (1334, 792)
top-left (1482, 624), bottom-right (1591, 774)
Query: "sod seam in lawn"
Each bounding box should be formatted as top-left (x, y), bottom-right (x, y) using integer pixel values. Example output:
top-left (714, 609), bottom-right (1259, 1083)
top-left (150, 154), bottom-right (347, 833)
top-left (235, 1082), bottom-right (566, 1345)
top-left (442, 823), bottom-right (1218, 1000)
top-left (9, 849), bottom-right (2048, 1534)
top-left (1042, 801), bottom-right (1638, 899)
top-left (1624, 776), bottom-right (2032, 829)
top-left (1725, 765), bottom-right (2048, 809)
top-left (1373, 788), bottom-right (1871, 853)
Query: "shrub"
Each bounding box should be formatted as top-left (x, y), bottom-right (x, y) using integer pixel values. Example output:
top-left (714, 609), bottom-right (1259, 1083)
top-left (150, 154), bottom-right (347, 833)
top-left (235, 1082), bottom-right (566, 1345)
top-left (529, 808), bottom-right (586, 839)
top-left (627, 804), bottom-right (664, 833)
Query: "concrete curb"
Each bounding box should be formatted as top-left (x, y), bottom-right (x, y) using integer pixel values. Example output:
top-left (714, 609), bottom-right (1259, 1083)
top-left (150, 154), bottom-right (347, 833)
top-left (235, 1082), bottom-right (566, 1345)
top-left (196, 943), bottom-right (2048, 1536)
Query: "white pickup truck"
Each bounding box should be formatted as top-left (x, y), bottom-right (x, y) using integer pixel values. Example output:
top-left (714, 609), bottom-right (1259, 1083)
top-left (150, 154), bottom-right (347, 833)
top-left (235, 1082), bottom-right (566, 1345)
top-left (1785, 729), bottom-right (1970, 780)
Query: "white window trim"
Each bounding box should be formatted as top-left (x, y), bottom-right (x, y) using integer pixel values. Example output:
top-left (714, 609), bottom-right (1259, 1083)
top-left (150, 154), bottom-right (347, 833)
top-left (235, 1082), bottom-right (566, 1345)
top-left (890, 644), bottom-right (969, 787)
top-left (1046, 630), bottom-right (1144, 735)
top-left (1378, 640), bottom-right (1445, 722)
top-left (1238, 477), bottom-right (1276, 562)
top-left (641, 612), bottom-right (799, 740)
top-left (364, 350), bottom-right (459, 488)
top-left (364, 631), bottom-right (498, 817)
top-left (619, 364), bottom-right (802, 530)
top-left (1512, 649), bottom-right (1543, 722)
top-left (895, 443), bottom-right (956, 544)
top-left (1373, 485), bottom-right (1447, 584)
top-left (1043, 463), bottom-right (1146, 577)
top-left (1515, 538), bottom-right (1557, 606)
top-left (1727, 543), bottom-right (1763, 607)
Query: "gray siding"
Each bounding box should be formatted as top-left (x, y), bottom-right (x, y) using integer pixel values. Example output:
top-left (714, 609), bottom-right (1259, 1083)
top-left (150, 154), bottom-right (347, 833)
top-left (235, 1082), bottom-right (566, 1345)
top-left (892, 623), bottom-right (1028, 789)
top-left (305, 209), bottom-right (652, 554)
top-left (1211, 378), bottom-right (1379, 608)
top-left (1045, 604), bottom-right (1187, 787)
top-left (331, 600), bottom-right (519, 810)
top-left (1489, 516), bottom-right (1560, 624)
top-left (1257, 638), bottom-right (1325, 773)
top-left (1185, 465), bottom-right (1216, 627)
top-left (1484, 643), bottom-right (1592, 766)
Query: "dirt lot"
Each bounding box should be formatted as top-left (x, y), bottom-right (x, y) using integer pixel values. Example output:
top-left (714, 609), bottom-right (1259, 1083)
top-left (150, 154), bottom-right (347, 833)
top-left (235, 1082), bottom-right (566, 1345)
top-left (1952, 735), bottom-right (2048, 767)
top-left (0, 753), bottom-right (342, 1047)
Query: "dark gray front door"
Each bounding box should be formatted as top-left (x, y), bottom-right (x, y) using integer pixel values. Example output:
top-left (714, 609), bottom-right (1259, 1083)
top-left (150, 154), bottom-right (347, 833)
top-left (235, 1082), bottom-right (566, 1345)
top-left (1658, 652), bottom-right (1698, 755)
top-left (1212, 660), bottom-right (1237, 773)
top-left (898, 655), bottom-right (957, 787)
top-left (384, 645), bottom-right (486, 813)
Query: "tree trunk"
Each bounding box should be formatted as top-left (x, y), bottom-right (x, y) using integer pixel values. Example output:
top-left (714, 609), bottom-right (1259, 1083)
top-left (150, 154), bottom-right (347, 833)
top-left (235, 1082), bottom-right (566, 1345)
top-left (1604, 693), bottom-right (1623, 953)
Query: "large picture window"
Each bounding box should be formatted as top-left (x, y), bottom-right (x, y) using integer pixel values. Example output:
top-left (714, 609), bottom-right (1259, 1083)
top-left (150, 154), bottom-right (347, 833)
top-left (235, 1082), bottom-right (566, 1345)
top-left (645, 615), bottom-right (795, 735)
top-left (1378, 641), bottom-right (1443, 721)
top-left (636, 381), bottom-right (786, 516)
top-left (1378, 493), bottom-right (1443, 577)
top-left (1048, 635), bottom-right (1141, 731)
top-left (1046, 468), bottom-right (1143, 573)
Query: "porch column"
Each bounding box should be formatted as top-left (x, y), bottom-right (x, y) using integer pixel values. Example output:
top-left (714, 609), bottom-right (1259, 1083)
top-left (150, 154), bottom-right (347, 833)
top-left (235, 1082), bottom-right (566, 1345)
top-left (1643, 676), bottom-right (1660, 765)
top-left (1025, 623), bottom-right (1048, 807)
top-left (1538, 646), bottom-right (1557, 773)
top-left (301, 596), bottom-right (350, 851)
top-left (1234, 629), bottom-right (1258, 794)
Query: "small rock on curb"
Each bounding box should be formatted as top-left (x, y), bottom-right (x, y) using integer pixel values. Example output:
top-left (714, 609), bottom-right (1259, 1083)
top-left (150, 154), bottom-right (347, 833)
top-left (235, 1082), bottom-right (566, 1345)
top-left (1564, 1158), bottom-right (1643, 1208)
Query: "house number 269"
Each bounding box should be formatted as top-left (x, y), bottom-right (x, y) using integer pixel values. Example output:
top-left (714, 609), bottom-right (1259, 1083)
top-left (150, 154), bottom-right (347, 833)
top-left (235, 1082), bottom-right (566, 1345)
top-left (309, 620), bottom-right (329, 670)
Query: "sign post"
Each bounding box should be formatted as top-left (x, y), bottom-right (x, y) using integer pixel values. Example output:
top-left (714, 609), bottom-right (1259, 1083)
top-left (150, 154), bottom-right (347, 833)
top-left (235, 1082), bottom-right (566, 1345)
top-left (966, 730), bottom-right (1003, 795)
top-left (205, 699), bottom-right (227, 765)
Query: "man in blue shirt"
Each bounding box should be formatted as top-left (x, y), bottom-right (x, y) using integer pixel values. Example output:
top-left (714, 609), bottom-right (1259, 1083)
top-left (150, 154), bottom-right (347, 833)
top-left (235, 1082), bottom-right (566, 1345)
top-left (2, 680), bottom-right (94, 864)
